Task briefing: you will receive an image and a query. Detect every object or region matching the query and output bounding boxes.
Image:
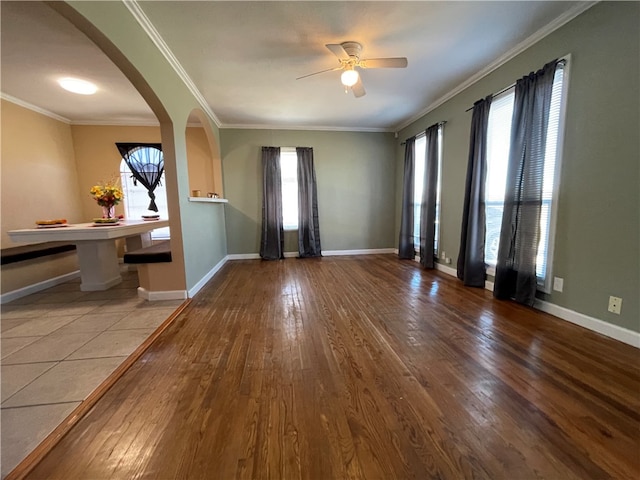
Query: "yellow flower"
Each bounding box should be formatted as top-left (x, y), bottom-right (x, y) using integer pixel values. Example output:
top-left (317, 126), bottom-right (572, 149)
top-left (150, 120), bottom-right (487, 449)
top-left (90, 177), bottom-right (124, 207)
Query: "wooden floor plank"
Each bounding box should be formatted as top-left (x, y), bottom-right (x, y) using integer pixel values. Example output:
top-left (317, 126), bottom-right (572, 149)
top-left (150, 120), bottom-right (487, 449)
top-left (20, 255), bottom-right (640, 480)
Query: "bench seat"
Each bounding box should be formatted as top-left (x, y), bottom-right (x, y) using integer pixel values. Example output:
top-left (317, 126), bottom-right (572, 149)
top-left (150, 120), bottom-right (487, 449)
top-left (1, 242), bottom-right (76, 265)
top-left (123, 240), bottom-right (172, 264)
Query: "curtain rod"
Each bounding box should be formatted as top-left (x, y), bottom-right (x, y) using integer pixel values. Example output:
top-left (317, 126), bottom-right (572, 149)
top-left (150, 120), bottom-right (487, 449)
top-left (400, 121), bottom-right (446, 145)
top-left (465, 58), bottom-right (566, 113)
top-left (464, 84), bottom-right (513, 112)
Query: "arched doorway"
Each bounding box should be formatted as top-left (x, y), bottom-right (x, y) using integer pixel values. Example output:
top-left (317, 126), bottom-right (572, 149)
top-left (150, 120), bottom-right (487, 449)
top-left (1, 2), bottom-right (203, 477)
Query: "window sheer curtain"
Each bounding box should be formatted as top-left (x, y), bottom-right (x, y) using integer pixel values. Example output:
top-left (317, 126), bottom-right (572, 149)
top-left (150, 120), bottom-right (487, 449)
top-left (260, 147), bottom-right (284, 260)
top-left (419, 125), bottom-right (440, 269)
top-left (494, 60), bottom-right (559, 305)
top-left (457, 96), bottom-right (492, 287)
top-left (398, 137), bottom-right (416, 259)
top-left (296, 147), bottom-right (322, 257)
top-left (115, 143), bottom-right (163, 212)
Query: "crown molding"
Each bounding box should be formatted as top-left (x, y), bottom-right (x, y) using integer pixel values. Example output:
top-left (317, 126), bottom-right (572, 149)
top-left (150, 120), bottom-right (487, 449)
top-left (70, 119), bottom-right (160, 127)
top-left (0, 96), bottom-right (160, 126)
top-left (123, 0), bottom-right (222, 128)
top-left (394, 1), bottom-right (597, 132)
top-left (0, 91), bottom-right (388, 131)
top-left (1, 93), bottom-right (71, 124)
top-left (4, 1), bottom-right (596, 134)
top-left (220, 123), bottom-right (393, 133)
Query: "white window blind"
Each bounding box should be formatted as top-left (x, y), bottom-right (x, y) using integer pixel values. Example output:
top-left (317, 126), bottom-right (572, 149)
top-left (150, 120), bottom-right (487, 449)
top-left (280, 148), bottom-right (298, 230)
top-left (536, 64), bottom-right (565, 284)
top-left (413, 126), bottom-right (443, 253)
top-left (484, 90), bottom-right (515, 267)
top-left (434, 126), bottom-right (443, 253)
top-left (413, 134), bottom-right (426, 249)
top-left (484, 60), bottom-right (567, 291)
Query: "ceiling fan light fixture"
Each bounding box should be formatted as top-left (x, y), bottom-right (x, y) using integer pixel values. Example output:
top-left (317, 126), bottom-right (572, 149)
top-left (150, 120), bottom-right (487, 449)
top-left (58, 77), bottom-right (97, 95)
top-left (298, 41), bottom-right (407, 98)
top-left (340, 69), bottom-right (359, 87)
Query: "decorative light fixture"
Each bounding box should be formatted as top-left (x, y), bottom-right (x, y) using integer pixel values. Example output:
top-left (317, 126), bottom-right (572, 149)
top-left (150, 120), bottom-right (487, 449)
top-left (58, 77), bottom-right (97, 95)
top-left (340, 68), bottom-right (359, 87)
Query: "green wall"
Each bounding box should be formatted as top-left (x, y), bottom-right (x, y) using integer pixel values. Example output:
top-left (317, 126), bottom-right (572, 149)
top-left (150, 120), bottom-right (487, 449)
top-left (220, 129), bottom-right (396, 254)
top-left (397, 2), bottom-right (639, 331)
top-left (60, 1), bottom-right (639, 332)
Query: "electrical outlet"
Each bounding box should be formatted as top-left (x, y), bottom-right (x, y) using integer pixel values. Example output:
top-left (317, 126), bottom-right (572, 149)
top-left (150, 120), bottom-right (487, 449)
top-left (608, 296), bottom-right (622, 315)
top-left (441, 251), bottom-right (446, 259)
top-left (553, 277), bottom-right (564, 292)
top-left (445, 257), bottom-right (452, 264)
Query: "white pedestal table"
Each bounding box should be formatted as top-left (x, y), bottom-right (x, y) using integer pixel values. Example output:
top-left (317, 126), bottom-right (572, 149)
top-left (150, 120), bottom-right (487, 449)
top-left (8, 220), bottom-right (169, 291)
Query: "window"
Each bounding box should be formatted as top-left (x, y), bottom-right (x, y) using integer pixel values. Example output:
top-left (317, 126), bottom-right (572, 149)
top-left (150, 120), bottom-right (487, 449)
top-left (413, 135), bottom-right (425, 249)
top-left (434, 126), bottom-right (443, 254)
top-left (484, 90), bottom-right (515, 267)
top-left (280, 148), bottom-right (298, 230)
top-left (484, 60), bottom-right (567, 291)
top-left (120, 157), bottom-right (170, 240)
top-left (413, 125), bottom-right (443, 252)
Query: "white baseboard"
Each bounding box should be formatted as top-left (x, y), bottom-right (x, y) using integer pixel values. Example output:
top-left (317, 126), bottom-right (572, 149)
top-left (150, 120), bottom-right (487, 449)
top-left (323, 248), bottom-right (396, 256)
top-left (432, 259), bottom-right (496, 288)
top-left (225, 252), bottom-right (297, 260)
top-left (435, 262), bottom-right (457, 277)
top-left (1, 270), bottom-right (80, 304)
top-left (226, 253), bottom-right (261, 260)
top-left (433, 261), bottom-right (639, 348)
top-left (188, 255), bottom-right (229, 298)
top-left (227, 248), bottom-right (395, 260)
top-left (137, 287), bottom-right (187, 301)
top-left (533, 299), bottom-right (640, 348)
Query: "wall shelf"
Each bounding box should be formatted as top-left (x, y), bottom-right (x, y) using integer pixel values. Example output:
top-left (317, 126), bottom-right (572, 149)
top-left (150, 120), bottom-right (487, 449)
top-left (188, 197), bottom-right (228, 204)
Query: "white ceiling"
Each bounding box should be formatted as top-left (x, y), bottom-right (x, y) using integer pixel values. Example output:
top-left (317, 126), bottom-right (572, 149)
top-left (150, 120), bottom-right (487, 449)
top-left (1, 1), bottom-right (590, 131)
top-left (0, 1), bottom-right (152, 125)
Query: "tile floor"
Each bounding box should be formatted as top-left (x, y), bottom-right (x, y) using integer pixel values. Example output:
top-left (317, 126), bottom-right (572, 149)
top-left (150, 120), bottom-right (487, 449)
top-left (0, 269), bottom-right (183, 478)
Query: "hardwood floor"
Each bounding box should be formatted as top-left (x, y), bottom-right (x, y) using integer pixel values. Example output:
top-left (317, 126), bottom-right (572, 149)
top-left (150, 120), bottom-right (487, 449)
top-left (23, 255), bottom-right (640, 479)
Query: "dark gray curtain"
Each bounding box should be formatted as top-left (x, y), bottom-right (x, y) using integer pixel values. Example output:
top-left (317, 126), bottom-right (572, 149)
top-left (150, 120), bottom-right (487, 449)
top-left (116, 143), bottom-right (163, 211)
top-left (457, 96), bottom-right (492, 287)
top-left (398, 137), bottom-right (416, 259)
top-left (419, 125), bottom-right (440, 269)
top-left (494, 60), bottom-right (559, 305)
top-left (260, 147), bottom-right (284, 260)
top-left (297, 147), bottom-right (322, 257)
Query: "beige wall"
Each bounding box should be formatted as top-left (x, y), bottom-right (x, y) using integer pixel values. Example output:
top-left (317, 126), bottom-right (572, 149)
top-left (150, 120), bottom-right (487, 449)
top-left (71, 125), bottom-right (219, 215)
top-left (0, 100), bottom-right (85, 294)
top-left (1, 254), bottom-right (79, 294)
top-left (1, 100), bottom-right (84, 246)
top-left (70, 125), bottom-right (162, 220)
top-left (3, 2), bottom-right (228, 297)
top-left (1, 116), bottom-right (222, 295)
top-left (185, 126), bottom-right (215, 195)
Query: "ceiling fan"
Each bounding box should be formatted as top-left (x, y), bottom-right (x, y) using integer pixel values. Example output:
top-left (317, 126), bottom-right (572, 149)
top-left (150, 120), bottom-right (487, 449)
top-left (297, 41), bottom-right (408, 98)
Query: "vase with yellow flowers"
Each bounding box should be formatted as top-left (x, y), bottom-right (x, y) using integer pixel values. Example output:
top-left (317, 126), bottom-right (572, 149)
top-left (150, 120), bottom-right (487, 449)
top-left (90, 179), bottom-right (124, 219)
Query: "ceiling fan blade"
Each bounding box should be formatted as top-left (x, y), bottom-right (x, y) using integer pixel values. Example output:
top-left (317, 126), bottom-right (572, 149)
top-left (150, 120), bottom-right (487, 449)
top-left (296, 66), bottom-right (342, 80)
top-left (360, 57), bottom-right (408, 69)
top-left (326, 43), bottom-right (350, 60)
top-left (351, 77), bottom-right (366, 98)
